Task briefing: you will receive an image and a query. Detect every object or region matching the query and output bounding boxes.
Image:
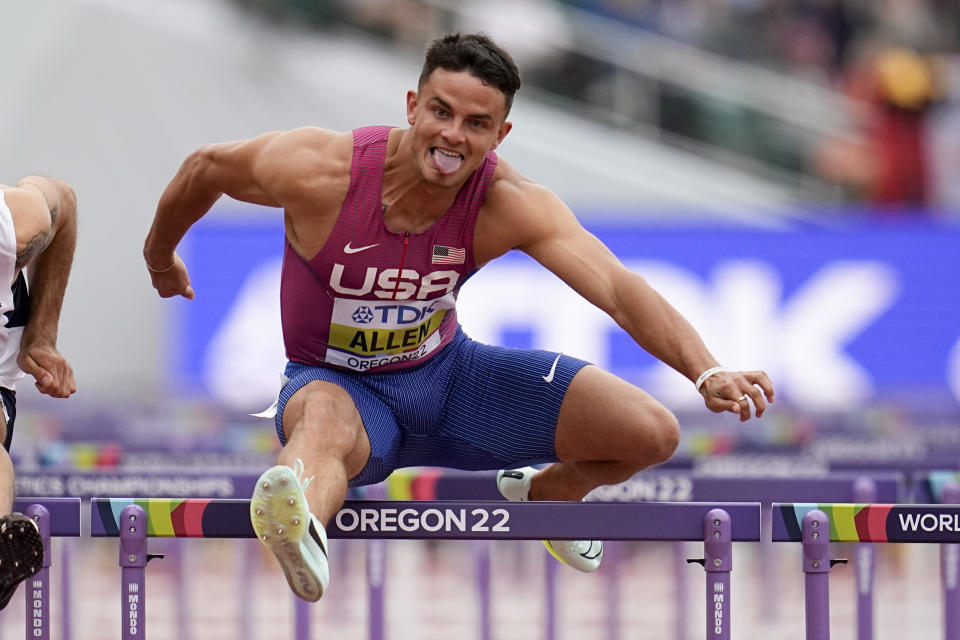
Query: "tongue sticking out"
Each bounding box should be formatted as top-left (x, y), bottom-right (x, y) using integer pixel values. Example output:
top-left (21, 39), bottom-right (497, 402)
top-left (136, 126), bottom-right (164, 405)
top-left (432, 149), bottom-right (463, 175)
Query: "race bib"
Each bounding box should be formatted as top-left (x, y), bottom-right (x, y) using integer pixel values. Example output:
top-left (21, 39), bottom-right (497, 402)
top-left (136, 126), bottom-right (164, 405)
top-left (324, 294), bottom-right (455, 371)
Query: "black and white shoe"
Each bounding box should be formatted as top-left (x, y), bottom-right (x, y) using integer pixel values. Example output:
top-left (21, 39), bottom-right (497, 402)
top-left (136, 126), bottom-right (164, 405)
top-left (251, 461), bottom-right (330, 602)
top-left (497, 467), bottom-right (603, 573)
top-left (0, 513), bottom-right (43, 610)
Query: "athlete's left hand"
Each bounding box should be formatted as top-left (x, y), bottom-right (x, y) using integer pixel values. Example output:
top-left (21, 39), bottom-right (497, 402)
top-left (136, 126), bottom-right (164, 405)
top-left (18, 342), bottom-right (76, 398)
top-left (699, 370), bottom-right (774, 422)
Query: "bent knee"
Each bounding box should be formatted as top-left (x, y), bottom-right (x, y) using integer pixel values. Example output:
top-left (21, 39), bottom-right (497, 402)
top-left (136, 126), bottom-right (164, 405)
top-left (628, 406), bottom-right (679, 467)
top-left (648, 408), bottom-right (680, 464)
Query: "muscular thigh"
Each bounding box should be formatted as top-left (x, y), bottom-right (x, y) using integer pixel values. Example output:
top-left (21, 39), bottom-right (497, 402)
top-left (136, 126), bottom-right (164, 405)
top-left (280, 380), bottom-right (366, 443)
top-left (423, 338), bottom-right (590, 470)
top-left (553, 365), bottom-right (677, 463)
top-left (275, 363), bottom-right (388, 484)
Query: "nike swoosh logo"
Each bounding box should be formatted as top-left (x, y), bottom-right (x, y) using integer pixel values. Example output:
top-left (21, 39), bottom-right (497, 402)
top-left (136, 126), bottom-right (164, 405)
top-left (542, 353), bottom-right (562, 383)
top-left (344, 242), bottom-right (379, 254)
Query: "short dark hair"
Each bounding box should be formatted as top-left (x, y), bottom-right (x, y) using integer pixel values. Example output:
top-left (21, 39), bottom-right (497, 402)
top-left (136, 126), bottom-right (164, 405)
top-left (419, 33), bottom-right (522, 115)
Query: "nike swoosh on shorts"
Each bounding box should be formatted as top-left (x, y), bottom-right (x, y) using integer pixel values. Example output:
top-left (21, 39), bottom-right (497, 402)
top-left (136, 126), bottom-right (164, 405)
top-left (344, 242), bottom-right (379, 254)
top-left (542, 353), bottom-right (562, 383)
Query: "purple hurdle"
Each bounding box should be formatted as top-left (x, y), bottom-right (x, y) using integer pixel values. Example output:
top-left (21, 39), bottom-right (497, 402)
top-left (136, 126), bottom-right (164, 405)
top-left (942, 482), bottom-right (960, 640)
top-left (852, 478), bottom-right (876, 640)
top-left (119, 505), bottom-right (147, 640)
top-left (22, 504), bottom-right (50, 640)
top-left (703, 509), bottom-right (732, 640)
top-left (802, 510), bottom-right (832, 640)
top-left (474, 541), bottom-right (491, 640)
top-left (90, 498), bottom-right (762, 640)
top-left (774, 502), bottom-right (960, 640)
top-left (9, 498), bottom-right (81, 640)
top-left (398, 468), bottom-right (904, 640)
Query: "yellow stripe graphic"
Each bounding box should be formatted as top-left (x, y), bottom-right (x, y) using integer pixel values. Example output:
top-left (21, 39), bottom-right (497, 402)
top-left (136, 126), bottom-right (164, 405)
top-left (386, 471), bottom-right (415, 501)
top-left (146, 499), bottom-right (177, 536)
top-left (328, 310), bottom-right (447, 356)
top-left (830, 503), bottom-right (859, 540)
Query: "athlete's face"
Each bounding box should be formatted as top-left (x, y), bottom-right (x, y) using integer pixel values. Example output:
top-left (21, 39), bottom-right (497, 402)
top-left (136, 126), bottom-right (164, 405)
top-left (406, 69), bottom-right (512, 185)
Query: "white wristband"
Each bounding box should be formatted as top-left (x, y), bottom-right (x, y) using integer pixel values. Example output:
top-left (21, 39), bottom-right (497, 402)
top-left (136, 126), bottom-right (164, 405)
top-left (695, 366), bottom-right (726, 394)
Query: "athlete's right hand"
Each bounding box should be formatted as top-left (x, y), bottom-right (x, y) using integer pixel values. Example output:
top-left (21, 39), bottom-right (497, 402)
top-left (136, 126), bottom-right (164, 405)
top-left (146, 252), bottom-right (195, 300)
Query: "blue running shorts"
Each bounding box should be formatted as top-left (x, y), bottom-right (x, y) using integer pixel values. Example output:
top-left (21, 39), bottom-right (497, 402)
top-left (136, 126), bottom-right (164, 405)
top-left (275, 327), bottom-right (591, 487)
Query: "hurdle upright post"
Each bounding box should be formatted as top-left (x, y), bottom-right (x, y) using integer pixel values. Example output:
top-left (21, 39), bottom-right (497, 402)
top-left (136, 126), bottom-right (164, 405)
top-left (366, 482), bottom-right (387, 640)
top-left (294, 593), bottom-right (310, 640)
top-left (545, 546), bottom-right (557, 640)
top-left (942, 482), bottom-right (960, 640)
top-left (12, 498), bottom-right (82, 640)
top-left (474, 541), bottom-right (491, 640)
top-left (802, 510), bottom-right (831, 640)
top-left (852, 478), bottom-right (876, 640)
top-left (604, 542), bottom-right (621, 640)
top-left (119, 505), bottom-right (147, 640)
top-left (367, 536), bottom-right (386, 640)
top-left (758, 502), bottom-right (777, 623)
top-left (703, 509), bottom-right (732, 640)
top-left (23, 504), bottom-right (51, 640)
top-left (61, 537), bottom-right (73, 640)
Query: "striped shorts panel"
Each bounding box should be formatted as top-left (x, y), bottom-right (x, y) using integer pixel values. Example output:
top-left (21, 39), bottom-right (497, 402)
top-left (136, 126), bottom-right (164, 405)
top-left (0, 387), bottom-right (14, 451)
top-left (275, 328), bottom-right (590, 487)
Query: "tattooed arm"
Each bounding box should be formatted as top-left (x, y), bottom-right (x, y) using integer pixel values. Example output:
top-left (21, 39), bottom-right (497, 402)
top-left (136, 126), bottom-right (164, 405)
top-left (3, 176), bottom-right (77, 397)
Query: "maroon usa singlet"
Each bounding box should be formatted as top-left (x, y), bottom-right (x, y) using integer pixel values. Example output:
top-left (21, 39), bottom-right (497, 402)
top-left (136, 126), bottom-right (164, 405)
top-left (280, 126), bottom-right (498, 373)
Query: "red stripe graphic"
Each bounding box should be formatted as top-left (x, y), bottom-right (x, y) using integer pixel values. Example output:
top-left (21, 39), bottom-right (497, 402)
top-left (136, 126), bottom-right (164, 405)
top-left (410, 469), bottom-right (443, 500)
top-left (171, 499), bottom-right (211, 537)
top-left (855, 503), bottom-right (893, 542)
top-left (171, 500), bottom-right (186, 535)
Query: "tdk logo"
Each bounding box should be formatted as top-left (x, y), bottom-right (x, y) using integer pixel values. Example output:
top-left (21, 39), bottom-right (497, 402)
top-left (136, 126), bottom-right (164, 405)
top-left (352, 307), bottom-right (374, 324)
top-left (371, 302), bottom-right (442, 325)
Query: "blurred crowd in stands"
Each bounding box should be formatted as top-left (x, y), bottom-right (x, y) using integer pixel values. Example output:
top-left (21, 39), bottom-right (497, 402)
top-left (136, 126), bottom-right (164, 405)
top-left (236, 0), bottom-right (960, 214)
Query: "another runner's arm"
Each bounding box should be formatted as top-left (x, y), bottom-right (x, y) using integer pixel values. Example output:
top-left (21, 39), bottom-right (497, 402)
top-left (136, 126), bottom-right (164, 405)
top-left (4, 177), bottom-right (78, 397)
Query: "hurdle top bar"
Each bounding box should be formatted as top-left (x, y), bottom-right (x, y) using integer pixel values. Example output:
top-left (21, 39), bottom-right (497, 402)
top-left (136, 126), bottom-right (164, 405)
top-left (384, 469), bottom-right (904, 503)
top-left (772, 502), bottom-right (960, 543)
top-left (13, 497), bottom-right (81, 536)
top-left (90, 498), bottom-right (761, 541)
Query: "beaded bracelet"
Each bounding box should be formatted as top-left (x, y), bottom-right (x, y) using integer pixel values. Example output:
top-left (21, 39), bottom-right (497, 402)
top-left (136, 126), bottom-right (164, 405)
top-left (145, 259), bottom-right (176, 273)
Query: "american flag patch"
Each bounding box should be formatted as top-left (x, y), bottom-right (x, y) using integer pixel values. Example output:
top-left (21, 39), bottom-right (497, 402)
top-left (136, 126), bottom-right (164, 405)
top-left (432, 245), bottom-right (465, 265)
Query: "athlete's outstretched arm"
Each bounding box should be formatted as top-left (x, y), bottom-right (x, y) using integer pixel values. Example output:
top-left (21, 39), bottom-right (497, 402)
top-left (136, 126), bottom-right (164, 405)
top-left (5, 176), bottom-right (78, 398)
top-left (143, 131), bottom-right (291, 299)
top-left (483, 172), bottom-right (773, 421)
top-left (143, 127), bottom-right (345, 300)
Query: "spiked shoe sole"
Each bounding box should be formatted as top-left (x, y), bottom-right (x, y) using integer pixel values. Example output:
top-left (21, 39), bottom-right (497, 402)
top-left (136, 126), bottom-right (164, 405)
top-left (250, 466), bottom-right (325, 602)
top-left (0, 515), bottom-right (43, 610)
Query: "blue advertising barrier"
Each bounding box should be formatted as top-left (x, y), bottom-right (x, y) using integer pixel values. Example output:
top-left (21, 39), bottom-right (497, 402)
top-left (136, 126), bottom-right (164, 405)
top-left (173, 217), bottom-right (960, 413)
